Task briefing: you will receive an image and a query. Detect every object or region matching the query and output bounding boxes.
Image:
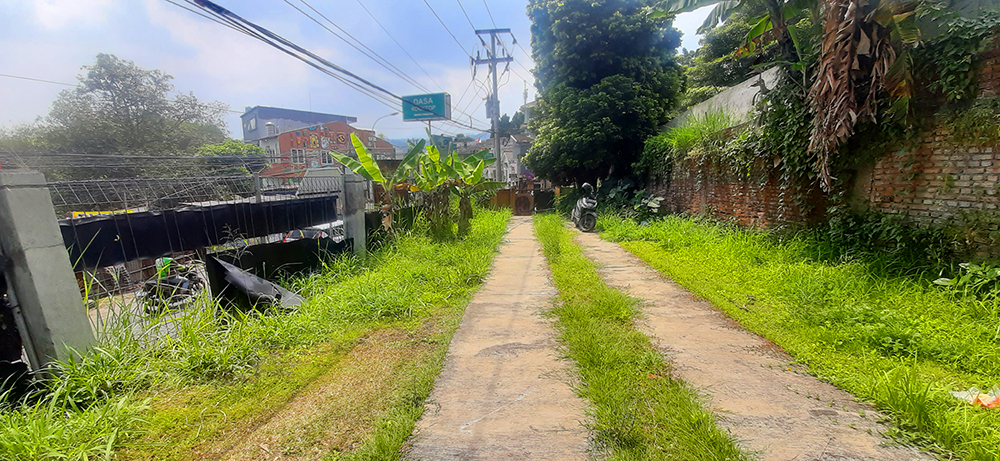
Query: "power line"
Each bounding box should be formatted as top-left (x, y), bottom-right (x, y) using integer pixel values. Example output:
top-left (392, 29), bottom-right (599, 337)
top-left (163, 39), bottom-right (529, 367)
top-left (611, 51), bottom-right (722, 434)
top-left (286, 0), bottom-right (433, 94)
top-left (0, 73), bottom-right (74, 87)
top-left (456, 0), bottom-right (477, 31)
top-left (183, 0), bottom-right (490, 132)
top-left (180, 1), bottom-right (406, 113)
top-left (352, 0), bottom-right (446, 92)
top-left (481, 0), bottom-right (498, 29)
top-left (421, 0), bottom-right (472, 59)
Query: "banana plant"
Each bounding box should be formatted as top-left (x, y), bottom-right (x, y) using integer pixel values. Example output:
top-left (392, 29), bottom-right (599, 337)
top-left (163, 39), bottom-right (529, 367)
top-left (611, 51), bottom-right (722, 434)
top-left (330, 132), bottom-right (425, 231)
top-left (446, 149), bottom-right (503, 236)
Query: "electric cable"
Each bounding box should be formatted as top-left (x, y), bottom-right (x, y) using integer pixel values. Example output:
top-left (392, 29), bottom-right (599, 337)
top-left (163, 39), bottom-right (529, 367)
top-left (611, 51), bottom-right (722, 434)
top-left (421, 0), bottom-right (473, 58)
top-left (481, 0), bottom-right (498, 28)
top-left (0, 73), bottom-right (74, 86)
top-left (286, 0), bottom-right (433, 94)
top-left (178, 0), bottom-right (490, 132)
top-left (455, 0), bottom-right (477, 31)
top-left (352, 0), bottom-right (446, 92)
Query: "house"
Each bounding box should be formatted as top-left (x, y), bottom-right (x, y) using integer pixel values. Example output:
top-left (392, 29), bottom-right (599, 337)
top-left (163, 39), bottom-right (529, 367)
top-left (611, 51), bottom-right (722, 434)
top-left (240, 106), bottom-right (357, 142)
top-left (253, 121), bottom-right (395, 188)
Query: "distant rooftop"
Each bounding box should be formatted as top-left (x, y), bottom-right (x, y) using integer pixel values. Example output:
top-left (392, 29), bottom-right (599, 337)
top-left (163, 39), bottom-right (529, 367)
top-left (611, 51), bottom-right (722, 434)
top-left (241, 106), bottom-right (357, 141)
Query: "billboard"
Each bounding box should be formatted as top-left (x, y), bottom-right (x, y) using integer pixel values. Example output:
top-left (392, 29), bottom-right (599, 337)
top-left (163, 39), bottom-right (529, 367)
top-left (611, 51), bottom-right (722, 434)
top-left (402, 93), bottom-right (451, 122)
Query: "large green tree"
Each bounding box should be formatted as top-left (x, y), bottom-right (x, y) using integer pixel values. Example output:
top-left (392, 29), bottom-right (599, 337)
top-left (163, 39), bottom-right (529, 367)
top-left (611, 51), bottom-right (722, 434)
top-left (0, 54), bottom-right (228, 155)
top-left (46, 53), bottom-right (228, 153)
top-left (0, 54), bottom-right (229, 179)
top-left (524, 0), bottom-right (683, 185)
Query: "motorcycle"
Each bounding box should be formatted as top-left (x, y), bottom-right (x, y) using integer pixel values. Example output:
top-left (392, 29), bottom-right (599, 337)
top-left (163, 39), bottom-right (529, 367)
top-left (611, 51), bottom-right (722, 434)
top-left (571, 182), bottom-right (598, 232)
top-left (139, 257), bottom-right (206, 314)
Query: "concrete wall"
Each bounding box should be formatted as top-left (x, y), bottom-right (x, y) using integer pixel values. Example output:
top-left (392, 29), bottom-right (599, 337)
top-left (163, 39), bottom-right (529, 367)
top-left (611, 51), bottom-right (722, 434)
top-left (670, 67), bottom-right (781, 127)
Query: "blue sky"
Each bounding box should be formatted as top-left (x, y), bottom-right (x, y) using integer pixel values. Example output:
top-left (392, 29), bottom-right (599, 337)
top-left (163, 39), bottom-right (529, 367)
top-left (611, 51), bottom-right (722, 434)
top-left (0, 0), bottom-right (713, 139)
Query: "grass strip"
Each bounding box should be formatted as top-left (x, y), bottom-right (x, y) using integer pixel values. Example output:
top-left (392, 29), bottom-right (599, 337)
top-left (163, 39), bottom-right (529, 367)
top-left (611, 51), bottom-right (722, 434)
top-left (0, 208), bottom-right (510, 461)
top-left (599, 214), bottom-right (1000, 459)
top-left (533, 214), bottom-right (748, 461)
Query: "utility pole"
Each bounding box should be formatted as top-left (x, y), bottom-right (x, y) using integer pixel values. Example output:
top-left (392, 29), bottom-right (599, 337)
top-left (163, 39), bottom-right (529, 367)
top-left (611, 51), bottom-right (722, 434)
top-left (473, 28), bottom-right (513, 182)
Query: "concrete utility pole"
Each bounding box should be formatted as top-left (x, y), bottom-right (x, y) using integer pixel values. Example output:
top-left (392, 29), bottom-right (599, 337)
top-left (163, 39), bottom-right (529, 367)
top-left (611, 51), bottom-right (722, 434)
top-left (0, 171), bottom-right (93, 370)
top-left (474, 28), bottom-right (514, 182)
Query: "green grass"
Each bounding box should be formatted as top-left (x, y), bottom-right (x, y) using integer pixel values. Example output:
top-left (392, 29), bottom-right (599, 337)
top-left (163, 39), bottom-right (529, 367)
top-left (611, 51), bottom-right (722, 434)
top-left (599, 214), bottom-right (1000, 459)
top-left (0, 208), bottom-right (511, 461)
top-left (660, 110), bottom-right (737, 158)
top-left (533, 214), bottom-right (749, 460)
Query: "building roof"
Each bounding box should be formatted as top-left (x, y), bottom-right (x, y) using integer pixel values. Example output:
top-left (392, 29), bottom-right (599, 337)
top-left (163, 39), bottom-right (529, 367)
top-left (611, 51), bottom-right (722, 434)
top-left (241, 106), bottom-right (357, 125)
top-left (241, 106), bottom-right (358, 141)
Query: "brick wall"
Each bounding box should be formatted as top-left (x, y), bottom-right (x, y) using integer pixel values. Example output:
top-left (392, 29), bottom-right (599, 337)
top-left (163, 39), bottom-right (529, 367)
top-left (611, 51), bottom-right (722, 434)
top-left (649, 157), bottom-right (822, 228)
top-left (655, 46), bottom-right (1000, 244)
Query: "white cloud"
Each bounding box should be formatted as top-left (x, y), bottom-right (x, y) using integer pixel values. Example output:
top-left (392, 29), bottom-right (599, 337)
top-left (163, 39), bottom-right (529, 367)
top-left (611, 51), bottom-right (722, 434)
top-left (32, 0), bottom-right (114, 30)
top-left (144, 0), bottom-right (312, 95)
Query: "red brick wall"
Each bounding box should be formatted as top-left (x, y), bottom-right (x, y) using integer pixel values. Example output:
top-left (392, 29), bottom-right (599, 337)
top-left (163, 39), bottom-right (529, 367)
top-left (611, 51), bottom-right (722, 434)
top-left (859, 49), bottom-right (1000, 234)
top-left (655, 46), bottom-right (1000, 239)
top-left (649, 157), bottom-right (821, 228)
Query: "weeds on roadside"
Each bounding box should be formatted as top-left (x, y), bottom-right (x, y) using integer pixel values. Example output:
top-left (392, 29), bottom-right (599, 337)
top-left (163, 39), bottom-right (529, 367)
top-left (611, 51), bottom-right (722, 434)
top-left (0, 209), bottom-right (511, 461)
top-left (534, 214), bottom-right (748, 460)
top-left (599, 213), bottom-right (1000, 459)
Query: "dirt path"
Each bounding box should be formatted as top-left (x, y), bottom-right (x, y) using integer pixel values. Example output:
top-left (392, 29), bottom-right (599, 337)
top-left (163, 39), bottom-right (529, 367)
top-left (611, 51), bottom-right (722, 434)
top-left (574, 230), bottom-right (933, 461)
top-left (405, 216), bottom-right (589, 460)
top-left (212, 326), bottom-right (441, 461)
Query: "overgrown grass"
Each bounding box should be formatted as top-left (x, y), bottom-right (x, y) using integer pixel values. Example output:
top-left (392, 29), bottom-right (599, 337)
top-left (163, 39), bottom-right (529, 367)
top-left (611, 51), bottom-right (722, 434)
top-left (0, 208), bottom-right (511, 460)
top-left (533, 214), bottom-right (748, 460)
top-left (660, 110), bottom-right (737, 158)
top-left (599, 214), bottom-right (1000, 459)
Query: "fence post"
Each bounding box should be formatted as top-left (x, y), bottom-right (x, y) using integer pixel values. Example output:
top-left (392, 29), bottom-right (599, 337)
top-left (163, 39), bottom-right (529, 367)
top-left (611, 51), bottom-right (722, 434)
top-left (342, 173), bottom-right (366, 257)
top-left (0, 170), bottom-right (94, 370)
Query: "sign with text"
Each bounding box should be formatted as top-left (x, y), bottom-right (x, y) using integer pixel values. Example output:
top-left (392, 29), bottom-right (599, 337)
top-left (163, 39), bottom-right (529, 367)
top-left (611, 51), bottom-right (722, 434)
top-left (402, 93), bottom-right (451, 122)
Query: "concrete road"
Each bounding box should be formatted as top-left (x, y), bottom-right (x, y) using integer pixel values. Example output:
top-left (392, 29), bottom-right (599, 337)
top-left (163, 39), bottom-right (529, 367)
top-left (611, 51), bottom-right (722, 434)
top-left (406, 216), bottom-right (589, 460)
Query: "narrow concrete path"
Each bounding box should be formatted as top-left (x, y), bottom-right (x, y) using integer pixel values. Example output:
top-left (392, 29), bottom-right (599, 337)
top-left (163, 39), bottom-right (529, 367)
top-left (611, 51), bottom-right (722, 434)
top-left (406, 216), bottom-right (589, 460)
top-left (574, 230), bottom-right (933, 461)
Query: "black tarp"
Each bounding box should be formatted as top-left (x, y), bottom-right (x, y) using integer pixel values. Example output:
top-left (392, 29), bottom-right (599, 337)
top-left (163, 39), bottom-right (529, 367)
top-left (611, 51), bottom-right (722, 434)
top-left (211, 237), bottom-right (351, 281)
top-left (61, 196), bottom-right (338, 270)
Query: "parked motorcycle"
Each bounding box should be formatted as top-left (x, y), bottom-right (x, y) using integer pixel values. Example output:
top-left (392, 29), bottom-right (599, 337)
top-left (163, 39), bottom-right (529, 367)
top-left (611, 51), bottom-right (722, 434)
top-left (140, 257), bottom-right (205, 314)
top-left (571, 183), bottom-right (598, 232)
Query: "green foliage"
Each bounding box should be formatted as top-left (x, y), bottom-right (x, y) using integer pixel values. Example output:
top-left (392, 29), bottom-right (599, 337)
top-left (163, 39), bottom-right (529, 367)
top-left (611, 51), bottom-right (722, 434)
top-left (525, 0), bottom-right (683, 184)
top-left (933, 262), bottom-right (1000, 298)
top-left (0, 54), bottom-right (228, 180)
top-left (497, 111), bottom-right (526, 140)
top-left (599, 214), bottom-right (1000, 458)
top-left (663, 110), bottom-right (738, 159)
top-left (196, 139), bottom-right (267, 173)
top-left (941, 96), bottom-right (1000, 145)
top-left (533, 214), bottom-right (749, 460)
top-left (683, 2), bottom-right (779, 89)
top-left (335, 131), bottom-right (497, 240)
top-left (635, 133), bottom-right (674, 177)
top-left (676, 85), bottom-right (727, 109)
top-left (808, 211), bottom-right (952, 272)
top-left (332, 134), bottom-right (426, 232)
top-left (0, 209), bottom-right (512, 460)
top-left (916, 11), bottom-right (1000, 102)
top-left (47, 53), bottom-right (228, 154)
top-left (526, 75), bottom-right (677, 184)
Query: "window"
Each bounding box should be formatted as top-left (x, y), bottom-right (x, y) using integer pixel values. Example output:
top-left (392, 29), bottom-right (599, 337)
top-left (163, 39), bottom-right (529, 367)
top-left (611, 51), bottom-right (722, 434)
top-left (291, 149), bottom-right (306, 164)
top-left (248, 117), bottom-right (257, 131)
top-left (321, 152), bottom-right (334, 165)
top-left (265, 146), bottom-right (279, 164)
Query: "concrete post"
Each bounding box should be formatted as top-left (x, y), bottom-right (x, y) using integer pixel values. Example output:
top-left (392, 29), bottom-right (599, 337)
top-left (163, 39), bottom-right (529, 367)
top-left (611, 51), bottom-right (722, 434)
top-left (0, 171), bottom-right (93, 370)
top-left (342, 173), bottom-right (366, 257)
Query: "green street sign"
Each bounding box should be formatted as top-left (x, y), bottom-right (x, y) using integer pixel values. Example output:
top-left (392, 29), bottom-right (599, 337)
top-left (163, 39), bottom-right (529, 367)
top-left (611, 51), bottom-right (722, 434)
top-left (402, 93), bottom-right (451, 122)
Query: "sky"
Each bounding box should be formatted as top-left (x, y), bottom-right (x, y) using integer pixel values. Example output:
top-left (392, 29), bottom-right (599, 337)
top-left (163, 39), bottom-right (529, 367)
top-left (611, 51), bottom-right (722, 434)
top-left (0, 0), bottom-right (714, 140)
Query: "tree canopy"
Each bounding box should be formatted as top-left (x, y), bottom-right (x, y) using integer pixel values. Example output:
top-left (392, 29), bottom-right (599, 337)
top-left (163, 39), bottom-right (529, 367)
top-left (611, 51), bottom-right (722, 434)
top-left (0, 54), bottom-right (230, 179)
top-left (2, 55), bottom-right (227, 155)
top-left (524, 0), bottom-right (683, 185)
